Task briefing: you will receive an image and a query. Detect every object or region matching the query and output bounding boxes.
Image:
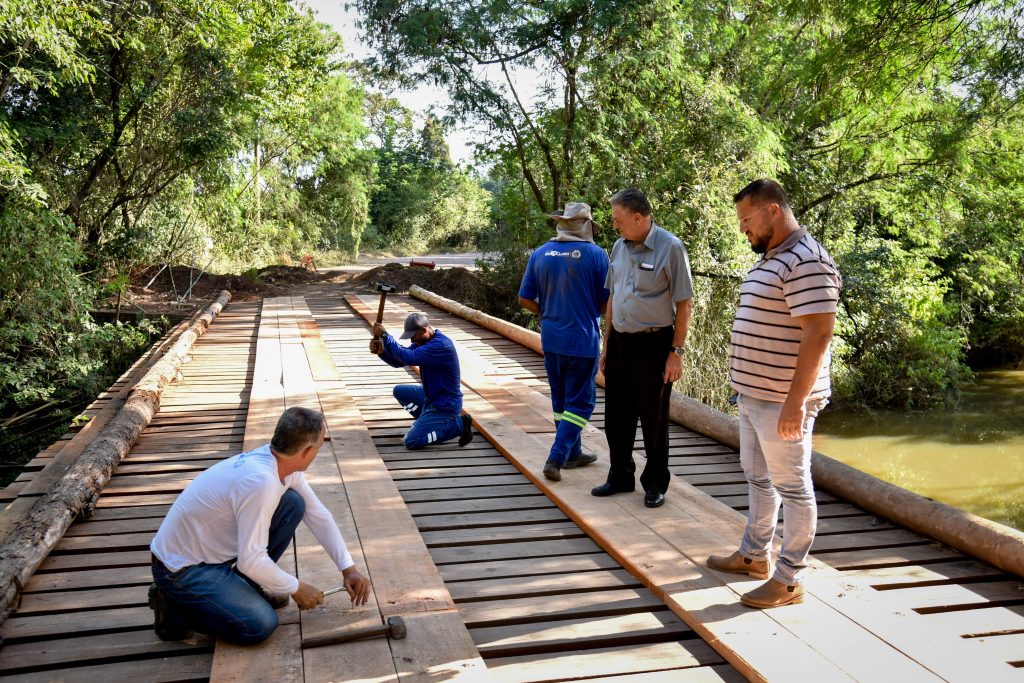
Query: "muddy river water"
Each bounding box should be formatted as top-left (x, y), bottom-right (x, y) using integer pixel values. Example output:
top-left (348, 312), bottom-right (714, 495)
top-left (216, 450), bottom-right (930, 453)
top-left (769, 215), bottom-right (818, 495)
top-left (813, 370), bottom-right (1024, 531)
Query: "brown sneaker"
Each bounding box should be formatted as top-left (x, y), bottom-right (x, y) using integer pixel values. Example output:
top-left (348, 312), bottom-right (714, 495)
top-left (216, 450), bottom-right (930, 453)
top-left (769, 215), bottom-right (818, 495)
top-left (740, 579), bottom-right (805, 609)
top-left (706, 551), bottom-right (770, 579)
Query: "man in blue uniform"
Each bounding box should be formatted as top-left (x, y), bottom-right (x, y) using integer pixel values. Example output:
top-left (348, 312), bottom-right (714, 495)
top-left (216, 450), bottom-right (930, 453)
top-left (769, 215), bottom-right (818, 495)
top-left (371, 312), bottom-right (473, 450)
top-left (519, 202), bottom-right (610, 481)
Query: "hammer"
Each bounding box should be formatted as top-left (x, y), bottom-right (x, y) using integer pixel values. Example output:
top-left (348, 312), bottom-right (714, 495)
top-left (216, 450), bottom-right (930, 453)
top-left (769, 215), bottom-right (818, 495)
top-left (369, 282), bottom-right (395, 354)
top-left (301, 615), bottom-right (407, 649)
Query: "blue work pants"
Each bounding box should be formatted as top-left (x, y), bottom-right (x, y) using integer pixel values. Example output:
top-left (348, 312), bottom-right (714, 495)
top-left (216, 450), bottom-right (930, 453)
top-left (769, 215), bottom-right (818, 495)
top-left (544, 352), bottom-right (598, 466)
top-left (393, 384), bottom-right (464, 449)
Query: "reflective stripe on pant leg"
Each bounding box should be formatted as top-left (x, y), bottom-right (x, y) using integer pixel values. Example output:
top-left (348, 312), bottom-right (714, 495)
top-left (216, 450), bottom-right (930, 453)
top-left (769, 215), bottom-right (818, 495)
top-left (561, 410), bottom-right (588, 428)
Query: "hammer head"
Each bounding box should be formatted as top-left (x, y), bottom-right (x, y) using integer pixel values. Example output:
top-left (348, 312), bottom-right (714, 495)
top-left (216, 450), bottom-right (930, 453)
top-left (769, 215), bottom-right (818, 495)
top-left (375, 282), bottom-right (395, 293)
top-left (386, 615), bottom-right (407, 640)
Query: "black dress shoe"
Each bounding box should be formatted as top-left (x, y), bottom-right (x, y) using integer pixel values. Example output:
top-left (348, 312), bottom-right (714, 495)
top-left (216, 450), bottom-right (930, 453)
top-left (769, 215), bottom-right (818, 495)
top-left (644, 491), bottom-right (666, 508)
top-left (591, 482), bottom-right (634, 497)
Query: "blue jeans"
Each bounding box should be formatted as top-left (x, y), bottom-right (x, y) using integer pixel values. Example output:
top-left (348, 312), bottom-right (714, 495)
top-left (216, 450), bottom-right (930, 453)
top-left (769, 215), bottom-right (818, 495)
top-left (393, 384), bottom-right (464, 449)
top-left (151, 489), bottom-right (305, 644)
top-left (737, 394), bottom-right (825, 586)
top-left (544, 352), bottom-right (598, 466)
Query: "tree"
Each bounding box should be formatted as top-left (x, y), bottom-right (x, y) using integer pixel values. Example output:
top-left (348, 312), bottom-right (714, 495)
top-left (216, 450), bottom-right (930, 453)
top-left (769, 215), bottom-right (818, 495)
top-left (366, 99), bottom-right (491, 251)
top-left (357, 0), bottom-right (1024, 409)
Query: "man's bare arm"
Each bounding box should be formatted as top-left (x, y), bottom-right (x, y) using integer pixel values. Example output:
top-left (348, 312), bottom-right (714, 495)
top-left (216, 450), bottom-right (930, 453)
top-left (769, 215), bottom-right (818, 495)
top-left (778, 312), bottom-right (836, 440)
top-left (518, 296), bottom-right (541, 314)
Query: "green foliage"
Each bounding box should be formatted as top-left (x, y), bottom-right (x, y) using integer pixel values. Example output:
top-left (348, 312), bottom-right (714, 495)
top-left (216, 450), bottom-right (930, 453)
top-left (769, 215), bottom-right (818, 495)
top-left (367, 105), bottom-right (491, 251)
top-left (0, 207), bottom-right (155, 413)
top-left (831, 235), bottom-right (972, 409)
top-left (360, 0), bottom-right (1024, 410)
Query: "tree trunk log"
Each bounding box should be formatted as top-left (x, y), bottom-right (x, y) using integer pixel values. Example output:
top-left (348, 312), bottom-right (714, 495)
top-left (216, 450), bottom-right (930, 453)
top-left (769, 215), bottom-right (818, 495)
top-left (409, 285), bottom-right (1024, 578)
top-left (0, 290), bottom-right (231, 630)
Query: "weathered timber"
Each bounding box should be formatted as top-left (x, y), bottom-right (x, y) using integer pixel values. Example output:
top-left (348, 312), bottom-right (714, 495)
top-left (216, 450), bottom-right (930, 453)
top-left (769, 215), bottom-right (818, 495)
top-left (410, 284), bottom-right (1024, 580)
top-left (0, 290), bottom-right (231, 632)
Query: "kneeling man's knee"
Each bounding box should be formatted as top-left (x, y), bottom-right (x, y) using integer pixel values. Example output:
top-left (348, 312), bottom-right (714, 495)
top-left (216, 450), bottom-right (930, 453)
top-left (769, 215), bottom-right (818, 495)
top-left (281, 489), bottom-right (305, 516)
top-left (232, 605), bottom-right (279, 645)
top-left (403, 434), bottom-right (426, 450)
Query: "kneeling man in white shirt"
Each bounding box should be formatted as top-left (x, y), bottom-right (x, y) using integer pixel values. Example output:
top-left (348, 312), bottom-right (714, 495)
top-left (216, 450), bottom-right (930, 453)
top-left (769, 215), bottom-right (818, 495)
top-left (149, 406), bottom-right (371, 643)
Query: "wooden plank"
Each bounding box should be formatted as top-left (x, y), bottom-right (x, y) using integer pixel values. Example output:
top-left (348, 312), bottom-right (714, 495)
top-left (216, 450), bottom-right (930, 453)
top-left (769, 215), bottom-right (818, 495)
top-left (25, 564), bottom-right (152, 592)
top-left (446, 568), bottom-right (641, 602)
top-left (922, 604), bottom-right (1024, 637)
top-left (36, 549), bottom-right (152, 572)
top-left (437, 553), bottom-right (622, 582)
top-left (397, 481), bottom-right (540, 501)
top-left (844, 560), bottom-right (1011, 588)
top-left (3, 605), bottom-right (153, 640)
top-left (421, 521), bottom-right (585, 547)
top-left (0, 629), bottom-right (210, 674)
top-left (289, 298), bottom-right (483, 679)
top-left (484, 640), bottom-right (723, 683)
top-left (210, 298), bottom-right (304, 683)
top-left (4, 653), bottom-right (212, 683)
top-left (430, 537), bottom-right (604, 565)
top-left (414, 507), bottom-right (570, 531)
top-left (471, 611), bottom-right (691, 657)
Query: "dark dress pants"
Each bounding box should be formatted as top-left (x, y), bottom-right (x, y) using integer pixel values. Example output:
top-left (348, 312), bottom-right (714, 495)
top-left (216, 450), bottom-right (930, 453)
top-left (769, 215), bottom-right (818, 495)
top-left (603, 326), bottom-right (673, 494)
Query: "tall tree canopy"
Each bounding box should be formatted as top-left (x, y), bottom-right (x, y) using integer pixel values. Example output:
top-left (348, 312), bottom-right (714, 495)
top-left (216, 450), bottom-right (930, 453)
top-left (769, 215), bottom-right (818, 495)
top-left (359, 0), bottom-right (1024, 409)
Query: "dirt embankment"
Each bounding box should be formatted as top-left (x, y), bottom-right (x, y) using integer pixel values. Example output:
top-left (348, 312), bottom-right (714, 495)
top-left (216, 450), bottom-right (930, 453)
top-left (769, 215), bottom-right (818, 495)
top-left (351, 263), bottom-right (513, 315)
top-left (110, 262), bottom-right (516, 320)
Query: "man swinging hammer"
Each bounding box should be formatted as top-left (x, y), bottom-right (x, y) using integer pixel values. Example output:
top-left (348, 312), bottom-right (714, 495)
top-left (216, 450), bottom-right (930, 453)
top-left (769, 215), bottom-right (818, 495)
top-left (370, 311), bottom-right (473, 450)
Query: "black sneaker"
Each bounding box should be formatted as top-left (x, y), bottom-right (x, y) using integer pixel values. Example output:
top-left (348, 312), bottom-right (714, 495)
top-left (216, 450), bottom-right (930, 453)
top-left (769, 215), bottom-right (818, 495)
top-left (542, 460), bottom-right (561, 481)
top-left (458, 413), bottom-right (474, 447)
top-left (563, 453), bottom-right (598, 469)
top-left (149, 583), bottom-right (188, 641)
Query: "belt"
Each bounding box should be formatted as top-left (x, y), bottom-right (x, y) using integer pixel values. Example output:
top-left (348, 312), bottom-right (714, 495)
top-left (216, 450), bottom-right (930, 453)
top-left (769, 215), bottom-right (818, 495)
top-left (616, 326), bottom-right (671, 336)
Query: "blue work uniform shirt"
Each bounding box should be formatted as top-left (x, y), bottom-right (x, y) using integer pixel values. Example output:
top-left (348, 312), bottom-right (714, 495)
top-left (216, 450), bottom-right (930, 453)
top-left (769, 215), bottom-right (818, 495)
top-left (518, 240), bottom-right (610, 358)
top-left (378, 329), bottom-right (463, 415)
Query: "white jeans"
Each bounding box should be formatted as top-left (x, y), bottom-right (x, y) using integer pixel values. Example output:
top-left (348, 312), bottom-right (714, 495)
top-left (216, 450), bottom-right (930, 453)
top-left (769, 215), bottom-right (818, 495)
top-left (737, 393), bottom-right (825, 585)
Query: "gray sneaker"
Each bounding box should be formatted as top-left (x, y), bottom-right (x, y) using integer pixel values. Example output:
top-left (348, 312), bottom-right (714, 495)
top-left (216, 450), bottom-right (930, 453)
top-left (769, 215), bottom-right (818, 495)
top-left (542, 460), bottom-right (561, 481)
top-left (563, 453), bottom-right (597, 469)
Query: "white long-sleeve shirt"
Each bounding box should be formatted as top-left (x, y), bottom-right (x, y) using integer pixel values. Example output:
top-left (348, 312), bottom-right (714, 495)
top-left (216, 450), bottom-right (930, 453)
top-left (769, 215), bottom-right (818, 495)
top-left (151, 445), bottom-right (354, 595)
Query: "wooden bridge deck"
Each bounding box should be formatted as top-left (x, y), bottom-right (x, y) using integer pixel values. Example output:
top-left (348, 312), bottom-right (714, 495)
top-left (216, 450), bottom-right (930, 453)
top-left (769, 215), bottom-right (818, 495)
top-left (0, 292), bottom-right (1021, 682)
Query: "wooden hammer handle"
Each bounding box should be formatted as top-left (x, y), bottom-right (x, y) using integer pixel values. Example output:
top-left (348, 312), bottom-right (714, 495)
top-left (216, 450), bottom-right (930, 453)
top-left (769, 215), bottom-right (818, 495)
top-left (302, 624), bottom-right (387, 649)
top-left (375, 292), bottom-right (387, 327)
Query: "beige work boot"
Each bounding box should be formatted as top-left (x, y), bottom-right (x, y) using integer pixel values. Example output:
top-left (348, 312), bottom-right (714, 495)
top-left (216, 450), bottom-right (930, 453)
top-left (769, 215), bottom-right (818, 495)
top-left (740, 578), bottom-right (805, 609)
top-left (706, 551), bottom-right (771, 579)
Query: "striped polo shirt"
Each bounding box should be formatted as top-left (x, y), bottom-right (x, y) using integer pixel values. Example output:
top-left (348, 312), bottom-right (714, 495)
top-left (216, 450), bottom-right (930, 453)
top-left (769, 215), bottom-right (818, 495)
top-left (729, 228), bottom-right (842, 402)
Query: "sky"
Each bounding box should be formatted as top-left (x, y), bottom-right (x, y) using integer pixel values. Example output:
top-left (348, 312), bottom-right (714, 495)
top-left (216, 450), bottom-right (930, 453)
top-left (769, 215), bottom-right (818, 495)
top-left (302, 0), bottom-right (478, 165)
top-left (302, 0), bottom-right (546, 168)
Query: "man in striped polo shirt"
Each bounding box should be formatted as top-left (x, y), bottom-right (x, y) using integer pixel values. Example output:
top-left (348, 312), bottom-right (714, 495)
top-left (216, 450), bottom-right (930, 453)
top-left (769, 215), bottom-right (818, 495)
top-left (707, 179), bottom-right (842, 609)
